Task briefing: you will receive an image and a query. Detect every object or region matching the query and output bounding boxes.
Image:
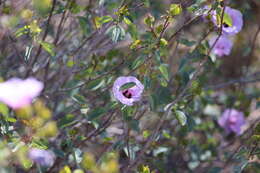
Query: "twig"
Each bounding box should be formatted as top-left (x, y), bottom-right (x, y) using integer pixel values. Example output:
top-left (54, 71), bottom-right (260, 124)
top-left (206, 72), bottom-right (260, 90)
top-left (26, 0), bottom-right (57, 77)
top-left (125, 5), bottom-right (226, 172)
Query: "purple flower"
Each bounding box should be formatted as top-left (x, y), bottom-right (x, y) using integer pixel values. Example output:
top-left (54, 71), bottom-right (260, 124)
top-left (212, 6), bottom-right (243, 35)
top-left (218, 109), bottom-right (246, 135)
top-left (28, 148), bottom-right (55, 167)
top-left (0, 78), bottom-right (43, 109)
top-left (112, 76), bottom-right (144, 106)
top-left (209, 35), bottom-right (233, 57)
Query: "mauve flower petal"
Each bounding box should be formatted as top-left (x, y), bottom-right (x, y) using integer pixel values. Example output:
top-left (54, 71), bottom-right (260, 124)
top-left (211, 6), bottom-right (243, 36)
top-left (28, 148), bottom-right (55, 167)
top-left (209, 35), bottom-right (233, 57)
top-left (0, 77), bottom-right (43, 109)
top-left (222, 7), bottom-right (243, 35)
top-left (218, 109), bottom-right (229, 127)
top-left (218, 109), bottom-right (246, 135)
top-left (112, 76), bottom-right (144, 106)
top-left (230, 123), bottom-right (242, 135)
top-left (23, 78), bottom-right (44, 98)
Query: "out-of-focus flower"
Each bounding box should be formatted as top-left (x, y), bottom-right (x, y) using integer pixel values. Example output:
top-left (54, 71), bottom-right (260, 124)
top-left (28, 148), bottom-right (55, 167)
top-left (0, 78), bottom-right (43, 109)
top-left (218, 109), bottom-right (246, 135)
top-left (212, 6), bottom-right (243, 35)
top-left (112, 76), bottom-right (144, 106)
top-left (209, 35), bottom-right (233, 57)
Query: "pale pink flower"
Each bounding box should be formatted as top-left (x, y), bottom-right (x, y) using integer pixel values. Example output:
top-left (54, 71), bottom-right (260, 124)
top-left (218, 109), bottom-right (246, 135)
top-left (28, 148), bottom-right (55, 167)
top-left (0, 78), bottom-right (43, 109)
top-left (209, 35), bottom-right (233, 57)
top-left (112, 76), bottom-right (144, 106)
top-left (211, 6), bottom-right (243, 36)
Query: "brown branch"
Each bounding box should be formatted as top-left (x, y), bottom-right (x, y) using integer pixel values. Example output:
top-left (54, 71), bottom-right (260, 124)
top-left (26, 0), bottom-right (57, 77)
top-left (125, 5), bottom-right (226, 172)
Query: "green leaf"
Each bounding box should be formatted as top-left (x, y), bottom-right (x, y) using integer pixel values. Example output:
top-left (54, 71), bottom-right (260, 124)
top-left (31, 139), bottom-right (49, 149)
top-left (6, 117), bottom-right (16, 123)
top-left (155, 86), bottom-right (172, 106)
top-left (178, 38), bottom-right (196, 47)
top-left (158, 76), bottom-right (168, 87)
top-left (72, 94), bottom-right (86, 105)
top-left (99, 15), bottom-right (113, 23)
top-left (53, 148), bottom-right (66, 158)
top-left (187, 4), bottom-right (200, 13)
top-left (86, 78), bottom-right (105, 91)
top-left (123, 16), bottom-right (132, 25)
top-left (131, 56), bottom-right (145, 70)
top-left (66, 60), bottom-right (75, 67)
top-left (95, 16), bottom-right (113, 29)
top-left (141, 0), bottom-right (150, 7)
top-left (159, 38), bottom-right (168, 47)
top-left (70, 1), bottom-right (82, 14)
top-left (0, 103), bottom-right (9, 116)
top-left (33, 0), bottom-right (52, 16)
top-left (223, 13), bottom-right (233, 27)
top-left (15, 26), bottom-right (29, 38)
top-left (39, 41), bottom-right (55, 56)
top-left (155, 50), bottom-right (162, 64)
top-left (153, 147), bottom-right (169, 156)
top-left (144, 14), bottom-right (155, 27)
top-left (122, 106), bottom-right (134, 120)
top-left (186, 113), bottom-right (195, 132)
top-left (169, 4), bottom-right (182, 16)
top-left (112, 26), bottom-right (122, 42)
top-left (233, 159), bottom-right (248, 173)
top-left (88, 107), bottom-right (106, 121)
top-left (120, 82), bottom-right (136, 91)
top-left (77, 16), bottom-right (91, 35)
top-left (149, 94), bottom-right (157, 111)
top-left (140, 165), bottom-right (151, 173)
top-left (129, 119), bottom-right (139, 132)
top-left (159, 64), bottom-right (169, 81)
top-left (128, 23), bottom-right (138, 40)
top-left (24, 45), bottom-right (33, 62)
top-left (142, 130), bottom-right (150, 139)
top-left (144, 76), bottom-right (151, 90)
top-left (58, 114), bottom-right (77, 129)
top-left (106, 25), bottom-right (125, 43)
top-left (175, 110), bottom-right (187, 126)
top-left (162, 130), bottom-right (171, 139)
top-left (216, 8), bottom-right (232, 27)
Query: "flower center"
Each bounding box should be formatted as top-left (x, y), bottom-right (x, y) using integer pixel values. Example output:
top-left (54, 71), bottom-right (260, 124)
top-left (223, 23), bottom-right (229, 28)
top-left (122, 90), bottom-right (132, 98)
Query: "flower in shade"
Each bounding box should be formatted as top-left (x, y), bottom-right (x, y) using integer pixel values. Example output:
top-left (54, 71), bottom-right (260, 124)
top-left (209, 35), bottom-right (233, 57)
top-left (218, 109), bottom-right (246, 135)
top-left (28, 148), bottom-right (55, 167)
top-left (0, 78), bottom-right (43, 109)
top-left (112, 76), bottom-right (144, 106)
top-left (211, 6), bottom-right (243, 35)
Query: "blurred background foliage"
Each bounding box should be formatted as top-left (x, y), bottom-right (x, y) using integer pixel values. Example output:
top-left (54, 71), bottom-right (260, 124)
top-left (0, 0), bottom-right (260, 172)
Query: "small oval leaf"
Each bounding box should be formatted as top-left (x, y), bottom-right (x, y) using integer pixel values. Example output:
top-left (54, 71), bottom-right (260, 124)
top-left (175, 110), bottom-right (187, 126)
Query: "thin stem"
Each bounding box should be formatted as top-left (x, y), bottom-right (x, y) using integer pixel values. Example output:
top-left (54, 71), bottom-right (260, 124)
top-left (26, 0), bottom-right (57, 77)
